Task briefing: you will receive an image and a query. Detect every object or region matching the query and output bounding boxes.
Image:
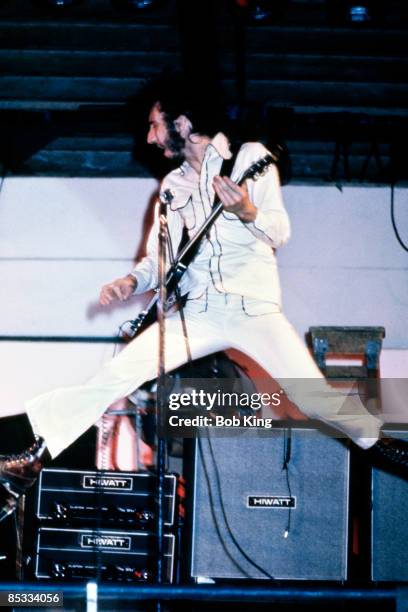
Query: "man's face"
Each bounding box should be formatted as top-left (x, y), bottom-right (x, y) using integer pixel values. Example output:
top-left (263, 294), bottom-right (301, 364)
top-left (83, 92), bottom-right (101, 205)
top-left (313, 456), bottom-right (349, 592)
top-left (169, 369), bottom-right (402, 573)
top-left (147, 103), bottom-right (186, 160)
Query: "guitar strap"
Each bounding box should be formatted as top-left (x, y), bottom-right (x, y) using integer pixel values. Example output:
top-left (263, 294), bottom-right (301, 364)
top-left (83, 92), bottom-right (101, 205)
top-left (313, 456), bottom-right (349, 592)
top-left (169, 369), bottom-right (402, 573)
top-left (216, 153), bottom-right (237, 205)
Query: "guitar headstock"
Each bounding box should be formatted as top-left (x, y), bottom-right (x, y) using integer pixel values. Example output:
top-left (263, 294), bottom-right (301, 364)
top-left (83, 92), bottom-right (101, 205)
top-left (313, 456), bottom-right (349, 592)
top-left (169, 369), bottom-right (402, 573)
top-left (242, 153), bottom-right (276, 182)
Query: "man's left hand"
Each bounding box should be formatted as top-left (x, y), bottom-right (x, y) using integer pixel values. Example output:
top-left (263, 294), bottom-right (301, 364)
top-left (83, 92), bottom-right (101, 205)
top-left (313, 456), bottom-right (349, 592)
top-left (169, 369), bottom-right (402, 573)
top-left (213, 176), bottom-right (257, 223)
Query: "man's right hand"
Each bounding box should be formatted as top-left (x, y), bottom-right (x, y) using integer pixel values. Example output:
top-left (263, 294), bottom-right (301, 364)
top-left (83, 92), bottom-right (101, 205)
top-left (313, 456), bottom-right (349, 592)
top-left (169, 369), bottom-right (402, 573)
top-left (99, 274), bottom-right (137, 306)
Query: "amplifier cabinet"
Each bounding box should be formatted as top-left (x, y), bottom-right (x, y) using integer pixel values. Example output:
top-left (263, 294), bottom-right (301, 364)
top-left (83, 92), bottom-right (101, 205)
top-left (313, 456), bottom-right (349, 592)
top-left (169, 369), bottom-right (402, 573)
top-left (190, 427), bottom-right (350, 581)
top-left (37, 469), bottom-right (177, 528)
top-left (35, 527), bottom-right (175, 583)
top-left (371, 430), bottom-right (408, 582)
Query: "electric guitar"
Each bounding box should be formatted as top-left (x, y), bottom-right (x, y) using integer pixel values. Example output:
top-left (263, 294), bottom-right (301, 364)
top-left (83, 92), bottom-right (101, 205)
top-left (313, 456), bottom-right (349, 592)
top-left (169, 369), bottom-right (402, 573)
top-left (126, 151), bottom-right (279, 338)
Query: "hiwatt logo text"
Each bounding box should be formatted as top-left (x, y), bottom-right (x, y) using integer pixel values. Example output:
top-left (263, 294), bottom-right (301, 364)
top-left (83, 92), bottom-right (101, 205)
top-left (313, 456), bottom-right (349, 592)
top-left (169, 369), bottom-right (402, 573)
top-left (82, 475), bottom-right (133, 491)
top-left (247, 496), bottom-right (296, 509)
top-left (81, 534), bottom-right (131, 550)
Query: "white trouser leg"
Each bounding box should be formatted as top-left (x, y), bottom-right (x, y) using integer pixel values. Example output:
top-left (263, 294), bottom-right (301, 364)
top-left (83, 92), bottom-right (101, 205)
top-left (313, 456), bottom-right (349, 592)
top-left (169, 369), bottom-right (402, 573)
top-left (26, 309), bottom-right (228, 458)
top-left (228, 309), bottom-right (382, 448)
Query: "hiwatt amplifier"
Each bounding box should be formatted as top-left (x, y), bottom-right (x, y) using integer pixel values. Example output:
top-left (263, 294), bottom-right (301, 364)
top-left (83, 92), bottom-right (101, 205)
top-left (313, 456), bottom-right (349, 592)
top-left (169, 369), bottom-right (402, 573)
top-left (37, 469), bottom-right (177, 528)
top-left (35, 527), bottom-right (175, 583)
top-left (190, 427), bottom-right (350, 581)
top-left (371, 430), bottom-right (408, 582)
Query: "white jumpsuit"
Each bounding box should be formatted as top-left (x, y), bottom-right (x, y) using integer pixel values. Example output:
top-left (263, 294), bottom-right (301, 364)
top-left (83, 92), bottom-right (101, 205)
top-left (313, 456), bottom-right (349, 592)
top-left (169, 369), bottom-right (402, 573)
top-left (26, 135), bottom-right (382, 458)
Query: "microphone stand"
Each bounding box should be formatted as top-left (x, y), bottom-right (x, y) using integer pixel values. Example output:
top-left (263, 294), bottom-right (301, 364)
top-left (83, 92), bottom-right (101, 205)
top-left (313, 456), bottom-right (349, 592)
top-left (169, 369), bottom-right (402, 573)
top-left (155, 193), bottom-right (170, 610)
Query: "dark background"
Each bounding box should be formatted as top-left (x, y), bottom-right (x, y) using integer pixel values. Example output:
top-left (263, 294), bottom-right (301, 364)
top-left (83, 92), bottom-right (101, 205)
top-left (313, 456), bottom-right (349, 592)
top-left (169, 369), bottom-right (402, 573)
top-left (1, 0), bottom-right (408, 183)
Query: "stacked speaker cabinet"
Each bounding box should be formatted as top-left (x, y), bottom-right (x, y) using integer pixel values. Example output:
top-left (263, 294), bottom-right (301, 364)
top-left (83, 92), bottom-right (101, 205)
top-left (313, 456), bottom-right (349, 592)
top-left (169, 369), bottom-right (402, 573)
top-left (189, 427), bottom-right (350, 581)
top-left (371, 430), bottom-right (408, 582)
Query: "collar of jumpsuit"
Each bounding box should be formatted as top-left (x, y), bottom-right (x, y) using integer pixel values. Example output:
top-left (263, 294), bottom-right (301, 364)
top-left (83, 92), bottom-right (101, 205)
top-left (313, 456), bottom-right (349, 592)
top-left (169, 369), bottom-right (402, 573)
top-left (178, 131), bottom-right (233, 183)
top-left (204, 132), bottom-right (233, 161)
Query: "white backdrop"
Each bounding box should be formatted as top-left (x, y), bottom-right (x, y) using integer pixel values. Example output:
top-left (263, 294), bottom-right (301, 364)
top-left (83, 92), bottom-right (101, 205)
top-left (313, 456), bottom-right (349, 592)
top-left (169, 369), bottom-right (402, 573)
top-left (1, 177), bottom-right (407, 417)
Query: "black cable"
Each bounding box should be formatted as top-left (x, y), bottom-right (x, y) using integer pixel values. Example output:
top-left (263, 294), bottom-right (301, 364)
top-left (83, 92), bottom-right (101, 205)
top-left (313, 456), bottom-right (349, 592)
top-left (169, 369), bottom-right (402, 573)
top-left (390, 182), bottom-right (408, 253)
top-left (12, 508), bottom-right (22, 577)
top-left (282, 428), bottom-right (293, 539)
top-left (197, 436), bottom-right (251, 578)
top-left (205, 431), bottom-right (274, 579)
